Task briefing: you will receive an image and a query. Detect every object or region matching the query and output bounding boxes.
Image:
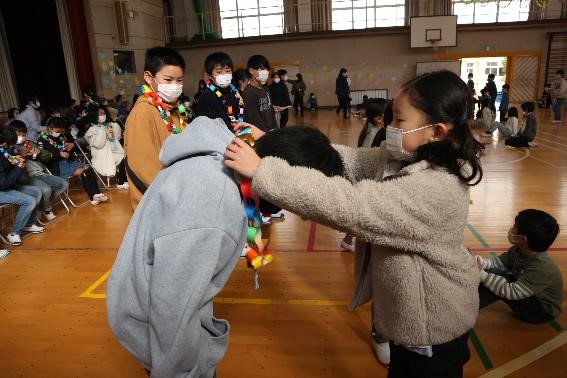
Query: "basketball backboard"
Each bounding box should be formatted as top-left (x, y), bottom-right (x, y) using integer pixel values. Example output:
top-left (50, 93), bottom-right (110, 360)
top-left (410, 15), bottom-right (457, 48)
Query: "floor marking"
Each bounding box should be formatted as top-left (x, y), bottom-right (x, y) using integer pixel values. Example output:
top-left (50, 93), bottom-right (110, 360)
top-left (470, 329), bottom-right (493, 370)
top-left (307, 222), bottom-right (317, 252)
top-left (539, 130), bottom-right (567, 141)
top-left (478, 332), bottom-right (567, 378)
top-left (79, 270), bottom-right (110, 298)
top-left (482, 147), bottom-right (530, 168)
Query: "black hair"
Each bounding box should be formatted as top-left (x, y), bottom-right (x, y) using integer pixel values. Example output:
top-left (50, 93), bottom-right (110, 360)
top-left (296, 73), bottom-right (303, 82)
top-left (0, 127), bottom-right (18, 146)
top-left (10, 120), bottom-right (27, 133)
top-left (365, 98), bottom-right (388, 120)
top-left (468, 73), bottom-right (473, 78)
top-left (502, 84), bottom-right (510, 90)
top-left (516, 209), bottom-right (559, 252)
top-left (556, 69), bottom-right (564, 76)
top-left (21, 94), bottom-right (37, 107)
top-left (507, 107), bottom-right (518, 118)
top-left (480, 98), bottom-right (490, 108)
top-left (271, 72), bottom-right (279, 79)
top-left (276, 69), bottom-right (287, 77)
top-left (254, 126), bottom-right (344, 214)
top-left (383, 100), bottom-right (393, 127)
top-left (233, 68), bottom-right (251, 83)
top-left (521, 102), bottom-right (535, 113)
top-left (92, 105), bottom-right (111, 122)
top-left (247, 55), bottom-right (270, 70)
top-left (48, 117), bottom-right (67, 130)
top-left (401, 70), bottom-right (484, 186)
top-left (488, 73), bottom-right (495, 80)
top-left (337, 68), bottom-right (347, 79)
top-left (7, 107), bottom-right (19, 120)
top-left (204, 52), bottom-right (233, 75)
top-left (144, 46), bottom-right (186, 75)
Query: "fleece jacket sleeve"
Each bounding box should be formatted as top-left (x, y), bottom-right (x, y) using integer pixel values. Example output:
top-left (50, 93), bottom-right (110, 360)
top-left (148, 228), bottom-right (237, 378)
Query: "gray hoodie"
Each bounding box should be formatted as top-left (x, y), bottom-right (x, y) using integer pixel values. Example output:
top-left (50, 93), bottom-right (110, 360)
top-left (106, 117), bottom-right (247, 377)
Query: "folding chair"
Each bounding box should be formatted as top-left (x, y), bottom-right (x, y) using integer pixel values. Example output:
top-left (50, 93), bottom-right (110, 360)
top-left (0, 204), bottom-right (14, 245)
top-left (35, 191), bottom-right (70, 226)
top-left (45, 167), bottom-right (90, 208)
top-left (73, 140), bottom-right (111, 190)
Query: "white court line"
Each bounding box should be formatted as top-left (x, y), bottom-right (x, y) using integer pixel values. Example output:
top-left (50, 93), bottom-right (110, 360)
top-left (531, 141), bottom-right (567, 154)
top-left (479, 332), bottom-right (567, 378)
top-left (505, 147), bottom-right (563, 169)
top-left (539, 130), bottom-right (567, 141)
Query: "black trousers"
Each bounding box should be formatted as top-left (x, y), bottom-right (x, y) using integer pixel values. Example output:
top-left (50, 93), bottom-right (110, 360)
top-left (388, 331), bottom-right (471, 378)
top-left (478, 271), bottom-right (553, 324)
top-left (279, 108), bottom-right (289, 128)
top-left (336, 97), bottom-right (349, 118)
top-left (293, 95), bottom-right (304, 116)
top-left (116, 159), bottom-right (127, 185)
top-left (80, 167), bottom-right (101, 200)
top-left (505, 136), bottom-right (531, 147)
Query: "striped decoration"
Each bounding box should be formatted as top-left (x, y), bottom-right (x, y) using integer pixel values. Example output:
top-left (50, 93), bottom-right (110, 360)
top-left (510, 56), bottom-right (538, 103)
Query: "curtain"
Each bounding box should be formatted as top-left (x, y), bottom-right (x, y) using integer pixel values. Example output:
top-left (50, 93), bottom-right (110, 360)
top-left (284, 0), bottom-right (298, 33)
top-left (311, 0), bottom-right (331, 31)
top-left (0, 9), bottom-right (19, 111)
top-left (55, 0), bottom-right (81, 101)
top-left (528, 0), bottom-right (544, 21)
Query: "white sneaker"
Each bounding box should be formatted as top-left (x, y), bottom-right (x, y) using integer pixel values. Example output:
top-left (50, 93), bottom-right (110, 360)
top-left (116, 183), bottom-right (129, 190)
top-left (22, 224), bottom-right (46, 234)
top-left (340, 239), bottom-right (355, 253)
top-left (42, 211), bottom-right (56, 221)
top-left (371, 339), bottom-right (390, 365)
top-left (0, 248), bottom-right (10, 259)
top-left (7, 233), bottom-right (22, 246)
top-left (93, 193), bottom-right (108, 202)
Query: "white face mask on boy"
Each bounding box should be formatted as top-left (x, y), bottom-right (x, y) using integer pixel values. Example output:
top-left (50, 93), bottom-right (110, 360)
top-left (214, 73), bottom-right (233, 88)
top-left (98, 115), bottom-right (107, 124)
top-left (151, 76), bottom-right (183, 103)
top-left (385, 124), bottom-right (436, 161)
top-left (256, 69), bottom-right (269, 85)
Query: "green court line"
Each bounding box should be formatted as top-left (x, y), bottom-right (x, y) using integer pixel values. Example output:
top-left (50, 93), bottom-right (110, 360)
top-left (470, 329), bottom-right (493, 369)
top-left (467, 223), bottom-right (563, 333)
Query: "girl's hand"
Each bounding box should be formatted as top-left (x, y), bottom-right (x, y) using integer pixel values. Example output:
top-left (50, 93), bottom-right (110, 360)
top-left (225, 138), bottom-right (261, 179)
top-left (233, 122), bottom-right (266, 140)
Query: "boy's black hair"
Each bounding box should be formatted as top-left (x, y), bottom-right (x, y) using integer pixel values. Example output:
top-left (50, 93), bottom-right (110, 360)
top-left (296, 73), bottom-right (303, 81)
top-left (21, 94), bottom-right (37, 106)
top-left (204, 52), bottom-right (233, 75)
top-left (276, 69), bottom-right (287, 77)
top-left (365, 98), bottom-right (388, 120)
top-left (402, 70), bottom-right (484, 186)
top-left (521, 102), bottom-right (535, 113)
top-left (247, 55), bottom-right (270, 70)
top-left (502, 84), bottom-right (510, 90)
top-left (144, 47), bottom-right (186, 76)
top-left (0, 127), bottom-right (18, 146)
top-left (10, 120), bottom-right (27, 133)
top-left (507, 107), bottom-right (518, 118)
top-left (515, 209), bottom-right (559, 252)
top-left (480, 98), bottom-right (490, 107)
top-left (271, 72), bottom-right (279, 79)
top-left (254, 126), bottom-right (344, 214)
top-left (233, 68), bottom-right (251, 83)
top-left (488, 73), bottom-right (495, 80)
top-left (7, 107), bottom-right (19, 119)
top-left (383, 99), bottom-right (393, 126)
top-left (468, 73), bottom-right (473, 78)
top-left (48, 117), bottom-right (67, 130)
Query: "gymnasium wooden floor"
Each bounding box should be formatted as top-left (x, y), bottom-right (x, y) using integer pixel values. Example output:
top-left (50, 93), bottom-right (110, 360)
top-left (0, 107), bottom-right (566, 377)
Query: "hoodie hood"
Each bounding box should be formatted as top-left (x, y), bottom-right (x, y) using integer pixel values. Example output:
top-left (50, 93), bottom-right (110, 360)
top-left (159, 116), bottom-right (235, 167)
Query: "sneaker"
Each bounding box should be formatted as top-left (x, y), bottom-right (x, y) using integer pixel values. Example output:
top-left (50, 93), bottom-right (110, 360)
top-left (90, 199), bottom-right (101, 206)
top-left (22, 224), bottom-right (46, 234)
top-left (371, 339), bottom-right (390, 365)
top-left (0, 248), bottom-right (9, 260)
top-left (7, 233), bottom-right (22, 246)
top-left (93, 193), bottom-right (108, 202)
top-left (116, 182), bottom-right (129, 190)
top-left (42, 211), bottom-right (56, 221)
top-left (340, 239), bottom-right (355, 253)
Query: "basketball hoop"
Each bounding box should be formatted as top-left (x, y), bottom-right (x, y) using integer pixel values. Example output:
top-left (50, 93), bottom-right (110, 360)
top-left (429, 38), bottom-right (441, 52)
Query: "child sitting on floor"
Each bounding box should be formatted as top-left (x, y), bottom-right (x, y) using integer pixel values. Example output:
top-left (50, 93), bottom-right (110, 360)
top-left (476, 209), bottom-right (563, 323)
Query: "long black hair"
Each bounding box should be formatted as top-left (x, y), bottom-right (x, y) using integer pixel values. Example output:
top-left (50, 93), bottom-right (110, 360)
top-left (337, 68), bottom-right (347, 79)
top-left (401, 70), bottom-right (484, 186)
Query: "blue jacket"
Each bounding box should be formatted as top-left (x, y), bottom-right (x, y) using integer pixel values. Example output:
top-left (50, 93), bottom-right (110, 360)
top-left (0, 154), bottom-right (23, 190)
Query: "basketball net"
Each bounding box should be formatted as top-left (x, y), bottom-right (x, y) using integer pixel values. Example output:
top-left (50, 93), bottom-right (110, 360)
top-left (430, 39), bottom-right (440, 53)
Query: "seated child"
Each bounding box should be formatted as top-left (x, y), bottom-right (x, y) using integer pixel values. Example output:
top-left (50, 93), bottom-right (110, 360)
top-left (478, 88), bottom-right (491, 111)
top-left (106, 117), bottom-right (343, 377)
top-left (505, 102), bottom-right (537, 148)
top-left (0, 127), bottom-right (45, 245)
top-left (538, 83), bottom-right (552, 109)
top-left (484, 107), bottom-right (519, 137)
top-left (84, 106), bottom-right (128, 190)
top-left (307, 92), bottom-right (318, 111)
top-left (474, 98), bottom-right (493, 130)
top-left (11, 121), bottom-right (68, 221)
top-left (476, 209), bottom-right (562, 323)
top-left (37, 118), bottom-right (108, 205)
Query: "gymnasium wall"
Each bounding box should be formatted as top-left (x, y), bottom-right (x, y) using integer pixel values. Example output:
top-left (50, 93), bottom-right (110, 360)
top-left (176, 22), bottom-right (567, 106)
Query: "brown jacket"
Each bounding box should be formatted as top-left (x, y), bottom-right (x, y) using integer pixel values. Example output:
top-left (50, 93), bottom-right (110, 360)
top-left (124, 96), bottom-right (182, 209)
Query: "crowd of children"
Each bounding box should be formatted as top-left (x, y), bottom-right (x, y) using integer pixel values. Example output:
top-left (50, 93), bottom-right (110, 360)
top-left (1, 44), bottom-right (564, 378)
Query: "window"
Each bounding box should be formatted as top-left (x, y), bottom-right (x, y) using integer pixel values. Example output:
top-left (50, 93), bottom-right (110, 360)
top-left (332, 0), bottom-right (405, 31)
top-left (466, 62), bottom-right (474, 75)
top-left (453, 0), bottom-right (530, 24)
top-left (219, 0), bottom-right (284, 39)
top-left (113, 50), bottom-right (135, 75)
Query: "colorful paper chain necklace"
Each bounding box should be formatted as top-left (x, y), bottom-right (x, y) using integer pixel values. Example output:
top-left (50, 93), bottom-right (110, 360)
top-left (38, 131), bottom-right (65, 150)
top-left (92, 122), bottom-right (116, 142)
top-left (138, 84), bottom-right (189, 134)
top-left (0, 146), bottom-right (23, 166)
top-left (206, 80), bottom-right (245, 129)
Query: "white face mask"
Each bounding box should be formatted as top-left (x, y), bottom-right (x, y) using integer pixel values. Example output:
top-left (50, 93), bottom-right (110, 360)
top-left (183, 101), bottom-right (191, 108)
top-left (98, 115), bottom-right (107, 124)
top-left (273, 77), bottom-right (281, 84)
top-left (151, 76), bottom-right (183, 103)
top-left (17, 136), bottom-right (25, 144)
top-left (385, 124), bottom-right (436, 162)
top-left (256, 69), bottom-right (269, 84)
top-left (214, 73), bottom-right (233, 88)
top-left (507, 229), bottom-right (522, 244)
top-left (50, 131), bottom-right (61, 138)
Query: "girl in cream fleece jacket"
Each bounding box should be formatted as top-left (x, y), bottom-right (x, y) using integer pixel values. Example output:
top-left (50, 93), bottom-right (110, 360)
top-left (225, 70), bottom-right (485, 378)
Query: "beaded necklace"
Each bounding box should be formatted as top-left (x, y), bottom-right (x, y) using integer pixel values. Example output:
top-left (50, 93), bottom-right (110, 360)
top-left (205, 80), bottom-right (244, 129)
top-left (138, 84), bottom-right (189, 134)
top-left (0, 146), bottom-right (23, 166)
top-left (38, 131), bottom-right (65, 150)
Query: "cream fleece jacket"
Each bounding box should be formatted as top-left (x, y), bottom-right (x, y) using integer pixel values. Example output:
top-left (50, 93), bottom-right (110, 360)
top-left (251, 144), bottom-right (479, 346)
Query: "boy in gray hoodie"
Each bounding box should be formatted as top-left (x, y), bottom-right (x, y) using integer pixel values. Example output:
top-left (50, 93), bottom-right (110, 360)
top-left (106, 117), bottom-right (343, 378)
